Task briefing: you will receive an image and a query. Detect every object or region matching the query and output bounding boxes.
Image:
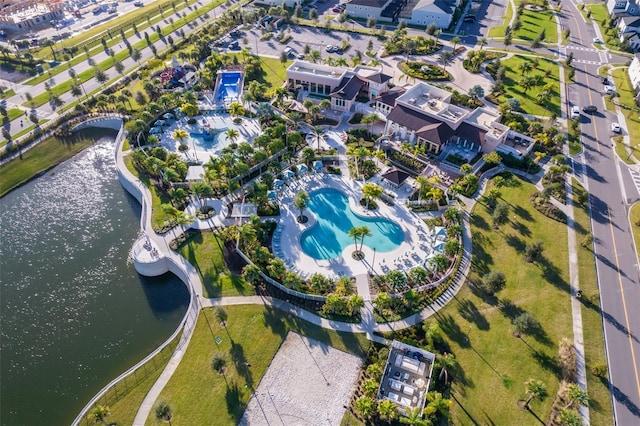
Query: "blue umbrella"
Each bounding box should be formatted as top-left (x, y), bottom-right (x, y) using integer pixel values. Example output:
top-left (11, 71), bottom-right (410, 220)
top-left (284, 170), bottom-right (295, 180)
top-left (298, 164), bottom-right (308, 174)
top-left (274, 179), bottom-right (284, 187)
top-left (313, 160), bottom-right (323, 170)
top-left (267, 190), bottom-right (277, 199)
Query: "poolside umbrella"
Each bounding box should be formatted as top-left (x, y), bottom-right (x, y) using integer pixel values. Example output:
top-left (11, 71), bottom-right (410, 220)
top-left (298, 164), bottom-right (308, 175)
top-left (273, 179), bottom-right (284, 188)
top-left (433, 242), bottom-right (445, 252)
top-left (283, 170), bottom-right (295, 180)
top-left (149, 127), bottom-right (162, 134)
top-left (415, 378), bottom-right (426, 389)
top-left (267, 190), bottom-right (277, 200)
top-left (163, 113), bottom-right (174, 119)
top-left (313, 160), bottom-right (323, 171)
top-left (154, 120), bottom-right (165, 127)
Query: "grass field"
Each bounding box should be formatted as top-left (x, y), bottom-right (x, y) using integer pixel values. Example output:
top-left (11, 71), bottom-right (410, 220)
top-left (145, 305), bottom-right (370, 426)
top-left (630, 203), bottom-right (640, 262)
top-left (0, 128), bottom-right (110, 197)
top-left (587, 4), bottom-right (621, 50)
top-left (179, 232), bottom-right (254, 298)
top-left (438, 173), bottom-right (572, 425)
top-left (497, 55), bottom-right (561, 116)
top-left (571, 179), bottom-right (614, 426)
top-left (611, 68), bottom-right (640, 162)
top-left (514, 8), bottom-right (558, 44)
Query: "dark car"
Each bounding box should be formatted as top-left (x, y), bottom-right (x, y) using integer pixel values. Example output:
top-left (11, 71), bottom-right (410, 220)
top-left (582, 105), bottom-right (597, 113)
top-left (601, 77), bottom-right (609, 85)
top-left (134, 1), bottom-right (144, 6)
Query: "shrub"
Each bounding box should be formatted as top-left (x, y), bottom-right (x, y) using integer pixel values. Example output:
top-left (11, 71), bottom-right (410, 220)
top-left (591, 361), bottom-right (608, 377)
top-left (524, 240), bottom-right (544, 263)
top-left (480, 271), bottom-right (506, 295)
top-left (399, 61), bottom-right (452, 81)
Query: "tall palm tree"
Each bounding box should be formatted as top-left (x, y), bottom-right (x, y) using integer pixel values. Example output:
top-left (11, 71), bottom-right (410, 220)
top-left (440, 50), bottom-right (453, 72)
top-left (399, 407), bottom-right (428, 425)
top-left (478, 37), bottom-right (488, 50)
top-left (173, 128), bottom-right (189, 148)
top-left (358, 225), bottom-right (372, 252)
top-left (348, 227), bottom-right (363, 254)
top-left (225, 128), bottom-right (240, 145)
top-left (378, 399), bottom-right (397, 424)
top-left (361, 182), bottom-right (382, 209)
top-left (311, 126), bottom-right (324, 152)
top-left (437, 352), bottom-right (458, 385)
top-left (293, 190), bottom-right (310, 222)
top-left (563, 384), bottom-right (589, 410)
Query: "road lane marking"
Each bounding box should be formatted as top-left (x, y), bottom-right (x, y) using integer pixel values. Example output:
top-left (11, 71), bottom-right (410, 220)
top-left (607, 207), bottom-right (640, 400)
top-left (583, 64), bottom-right (600, 152)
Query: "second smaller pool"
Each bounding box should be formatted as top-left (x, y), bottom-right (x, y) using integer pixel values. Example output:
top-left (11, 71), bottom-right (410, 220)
top-left (300, 188), bottom-right (404, 260)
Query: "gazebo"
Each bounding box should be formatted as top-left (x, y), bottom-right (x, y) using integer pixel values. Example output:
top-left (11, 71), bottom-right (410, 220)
top-left (381, 168), bottom-right (410, 188)
top-left (313, 160), bottom-right (323, 172)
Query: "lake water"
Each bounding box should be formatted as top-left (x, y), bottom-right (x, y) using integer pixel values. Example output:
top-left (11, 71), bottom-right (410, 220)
top-left (0, 135), bottom-right (189, 425)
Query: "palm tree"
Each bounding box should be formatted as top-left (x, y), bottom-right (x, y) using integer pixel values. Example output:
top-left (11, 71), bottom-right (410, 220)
top-left (354, 396), bottom-right (376, 420)
top-left (440, 51), bottom-right (453, 72)
top-left (358, 225), bottom-right (372, 252)
top-left (89, 405), bottom-right (111, 425)
top-left (518, 61), bottom-right (533, 76)
top-left (348, 227), bottom-right (363, 254)
top-left (437, 352), bottom-right (458, 385)
top-left (361, 182), bottom-right (382, 209)
top-left (451, 35), bottom-right (461, 51)
top-left (311, 126), bottom-right (324, 152)
top-left (523, 378), bottom-right (547, 409)
top-left (361, 113), bottom-right (378, 134)
top-left (429, 253), bottom-right (449, 276)
top-left (225, 128), bottom-right (240, 145)
top-left (400, 407), bottom-right (428, 425)
top-left (173, 128), bottom-right (189, 148)
top-left (229, 102), bottom-right (243, 118)
top-left (154, 401), bottom-right (173, 425)
top-left (563, 384), bottom-right (589, 410)
top-left (377, 399), bottom-right (397, 423)
top-left (293, 190), bottom-right (310, 222)
top-left (519, 76), bottom-right (536, 94)
top-left (211, 352), bottom-right (227, 375)
top-left (478, 37), bottom-right (488, 50)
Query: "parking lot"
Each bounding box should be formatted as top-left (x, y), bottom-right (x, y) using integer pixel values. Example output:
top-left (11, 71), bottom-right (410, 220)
top-left (221, 24), bottom-right (385, 62)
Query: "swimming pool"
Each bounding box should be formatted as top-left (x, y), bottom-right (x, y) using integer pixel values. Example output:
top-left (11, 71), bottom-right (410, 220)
top-left (215, 71), bottom-right (242, 103)
top-left (300, 188), bottom-right (404, 260)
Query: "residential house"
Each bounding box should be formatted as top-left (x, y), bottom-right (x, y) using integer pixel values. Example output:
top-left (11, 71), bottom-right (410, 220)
top-left (628, 53), bottom-right (640, 101)
top-left (607, 0), bottom-right (639, 18)
top-left (408, 0), bottom-right (454, 28)
top-left (345, 0), bottom-right (394, 21)
top-left (286, 61), bottom-right (392, 112)
top-left (0, 0), bottom-right (64, 31)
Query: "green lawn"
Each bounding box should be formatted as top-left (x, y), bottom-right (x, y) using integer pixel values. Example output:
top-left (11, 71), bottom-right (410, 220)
top-left (6, 108), bottom-right (23, 121)
top-left (587, 4), bottom-right (622, 50)
top-left (123, 154), bottom-right (173, 229)
top-left (0, 128), bottom-right (110, 197)
top-left (514, 8), bottom-right (558, 44)
top-left (571, 179), bottom-right (614, 426)
top-left (178, 232), bottom-right (254, 298)
top-left (77, 332), bottom-right (182, 426)
top-left (228, 54), bottom-right (291, 94)
top-left (497, 55), bottom-right (561, 116)
top-left (630, 203), bottom-right (640, 262)
top-left (611, 68), bottom-right (640, 161)
top-left (488, 0), bottom-right (513, 38)
top-left (145, 305), bottom-right (369, 426)
top-left (438, 173), bottom-right (572, 425)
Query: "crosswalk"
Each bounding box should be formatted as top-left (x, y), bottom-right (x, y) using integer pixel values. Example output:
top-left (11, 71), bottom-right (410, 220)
top-left (629, 169), bottom-right (640, 197)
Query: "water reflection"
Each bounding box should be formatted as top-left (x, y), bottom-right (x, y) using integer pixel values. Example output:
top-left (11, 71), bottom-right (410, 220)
top-left (0, 136), bottom-right (189, 426)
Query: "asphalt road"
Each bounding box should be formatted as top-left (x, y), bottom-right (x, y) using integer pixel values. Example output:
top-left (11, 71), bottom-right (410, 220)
top-left (559, 3), bottom-right (640, 425)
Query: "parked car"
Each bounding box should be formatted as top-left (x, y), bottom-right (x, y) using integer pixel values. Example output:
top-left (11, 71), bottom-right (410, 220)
top-left (297, 53), bottom-right (305, 59)
top-left (571, 105), bottom-right (580, 119)
top-left (593, 37), bottom-right (602, 43)
top-left (582, 105), bottom-right (597, 113)
top-left (611, 122), bottom-right (621, 133)
top-left (601, 77), bottom-right (609, 85)
top-left (325, 44), bottom-right (334, 52)
top-left (604, 85), bottom-right (614, 94)
top-left (134, 1), bottom-right (144, 6)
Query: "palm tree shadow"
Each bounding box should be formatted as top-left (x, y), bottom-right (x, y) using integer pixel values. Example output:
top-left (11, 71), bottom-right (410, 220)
top-left (230, 340), bottom-right (254, 387)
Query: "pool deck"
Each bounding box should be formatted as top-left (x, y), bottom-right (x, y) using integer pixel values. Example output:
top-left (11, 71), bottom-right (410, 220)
top-left (157, 114), bottom-right (261, 162)
top-left (273, 173), bottom-right (444, 280)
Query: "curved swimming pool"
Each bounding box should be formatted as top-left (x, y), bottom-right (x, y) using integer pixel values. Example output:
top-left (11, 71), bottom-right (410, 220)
top-left (300, 188), bottom-right (404, 260)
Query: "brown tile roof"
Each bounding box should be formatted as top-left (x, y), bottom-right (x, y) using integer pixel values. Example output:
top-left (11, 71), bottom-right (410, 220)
top-left (367, 72), bottom-right (392, 84)
top-left (455, 122), bottom-right (487, 145)
top-left (331, 75), bottom-right (367, 100)
top-left (374, 89), bottom-right (405, 106)
top-left (387, 104), bottom-right (454, 145)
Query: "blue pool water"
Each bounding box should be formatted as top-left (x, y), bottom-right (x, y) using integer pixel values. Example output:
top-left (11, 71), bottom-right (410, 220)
top-left (189, 131), bottom-right (228, 149)
top-left (300, 188), bottom-right (404, 260)
top-left (216, 71), bottom-right (242, 103)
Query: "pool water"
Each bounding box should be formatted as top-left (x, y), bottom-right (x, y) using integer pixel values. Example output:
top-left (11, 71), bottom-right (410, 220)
top-left (300, 188), bottom-right (404, 260)
top-left (189, 131), bottom-right (228, 149)
top-left (215, 71), bottom-right (242, 103)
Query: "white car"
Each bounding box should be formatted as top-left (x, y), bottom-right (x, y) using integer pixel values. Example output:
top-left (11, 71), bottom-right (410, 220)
top-left (611, 122), bottom-right (621, 133)
top-left (571, 105), bottom-right (580, 119)
top-left (604, 85), bottom-right (614, 94)
top-left (593, 37), bottom-right (602, 43)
